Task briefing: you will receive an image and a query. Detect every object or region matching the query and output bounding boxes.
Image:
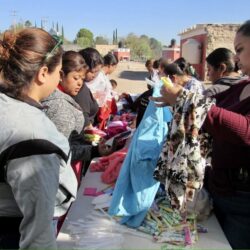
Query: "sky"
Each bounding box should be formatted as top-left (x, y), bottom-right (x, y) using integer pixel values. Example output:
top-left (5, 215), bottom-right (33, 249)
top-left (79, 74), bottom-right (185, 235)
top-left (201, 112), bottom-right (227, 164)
top-left (0, 0), bottom-right (250, 45)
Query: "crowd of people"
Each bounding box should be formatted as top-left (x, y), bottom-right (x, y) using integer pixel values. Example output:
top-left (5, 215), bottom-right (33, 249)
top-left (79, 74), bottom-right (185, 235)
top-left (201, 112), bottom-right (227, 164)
top-left (0, 20), bottom-right (249, 249)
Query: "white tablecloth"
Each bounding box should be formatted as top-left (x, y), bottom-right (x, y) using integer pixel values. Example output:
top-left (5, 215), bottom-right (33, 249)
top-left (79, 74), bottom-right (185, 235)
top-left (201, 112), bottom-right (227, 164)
top-left (57, 165), bottom-right (231, 249)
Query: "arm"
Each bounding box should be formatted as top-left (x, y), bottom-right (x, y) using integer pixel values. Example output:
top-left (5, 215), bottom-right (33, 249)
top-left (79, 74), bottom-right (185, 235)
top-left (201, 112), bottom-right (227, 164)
top-left (7, 154), bottom-right (60, 249)
top-left (69, 131), bottom-right (93, 162)
top-left (204, 105), bottom-right (250, 145)
top-left (45, 100), bottom-right (77, 139)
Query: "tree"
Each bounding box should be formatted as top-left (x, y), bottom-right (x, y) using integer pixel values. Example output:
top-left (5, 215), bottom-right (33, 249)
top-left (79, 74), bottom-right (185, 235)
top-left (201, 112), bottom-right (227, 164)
top-left (9, 22), bottom-right (24, 32)
top-left (75, 28), bottom-right (94, 48)
top-left (149, 38), bottom-right (162, 59)
top-left (136, 38), bottom-right (152, 59)
top-left (170, 38), bottom-right (176, 48)
top-left (24, 20), bottom-right (32, 27)
top-left (118, 40), bottom-right (125, 48)
top-left (76, 37), bottom-right (93, 48)
top-left (112, 29), bottom-right (118, 45)
top-left (123, 33), bottom-right (161, 60)
top-left (56, 22), bottom-right (59, 33)
top-left (95, 36), bottom-right (109, 45)
top-left (140, 34), bottom-right (149, 41)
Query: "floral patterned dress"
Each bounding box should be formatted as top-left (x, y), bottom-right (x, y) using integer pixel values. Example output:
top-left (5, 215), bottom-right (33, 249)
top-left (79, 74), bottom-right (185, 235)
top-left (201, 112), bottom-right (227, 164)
top-left (154, 89), bottom-right (215, 210)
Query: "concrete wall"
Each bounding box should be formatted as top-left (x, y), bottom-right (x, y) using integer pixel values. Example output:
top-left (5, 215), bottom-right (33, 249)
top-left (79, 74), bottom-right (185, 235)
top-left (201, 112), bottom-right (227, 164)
top-left (180, 24), bottom-right (240, 80)
top-left (95, 44), bottom-right (118, 56)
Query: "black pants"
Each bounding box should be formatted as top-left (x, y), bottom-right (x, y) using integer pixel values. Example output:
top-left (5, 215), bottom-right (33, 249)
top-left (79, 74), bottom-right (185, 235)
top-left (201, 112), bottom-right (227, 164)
top-left (0, 217), bottom-right (22, 249)
top-left (212, 191), bottom-right (250, 249)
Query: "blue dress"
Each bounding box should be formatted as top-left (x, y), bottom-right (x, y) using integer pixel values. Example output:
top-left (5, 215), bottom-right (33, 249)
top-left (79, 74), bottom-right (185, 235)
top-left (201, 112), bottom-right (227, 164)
top-left (108, 83), bottom-right (172, 227)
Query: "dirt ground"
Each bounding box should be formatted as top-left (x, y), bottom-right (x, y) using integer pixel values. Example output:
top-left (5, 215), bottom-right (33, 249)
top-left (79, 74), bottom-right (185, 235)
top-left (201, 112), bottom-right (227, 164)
top-left (110, 61), bottom-right (210, 95)
top-left (109, 61), bottom-right (149, 95)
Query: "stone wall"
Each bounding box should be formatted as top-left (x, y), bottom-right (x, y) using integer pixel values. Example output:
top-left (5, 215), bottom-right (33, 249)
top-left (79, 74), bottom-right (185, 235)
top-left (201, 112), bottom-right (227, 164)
top-left (205, 24), bottom-right (240, 57)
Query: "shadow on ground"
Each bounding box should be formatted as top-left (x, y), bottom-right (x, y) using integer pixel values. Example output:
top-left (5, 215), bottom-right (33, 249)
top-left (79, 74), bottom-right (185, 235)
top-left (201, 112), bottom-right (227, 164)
top-left (119, 71), bottom-right (148, 81)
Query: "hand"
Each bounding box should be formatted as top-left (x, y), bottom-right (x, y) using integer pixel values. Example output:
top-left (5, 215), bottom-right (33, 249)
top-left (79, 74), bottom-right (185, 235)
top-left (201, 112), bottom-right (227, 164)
top-left (150, 84), bottom-right (183, 106)
top-left (98, 139), bottom-right (113, 156)
top-left (84, 123), bottom-right (93, 130)
top-left (119, 93), bottom-right (129, 100)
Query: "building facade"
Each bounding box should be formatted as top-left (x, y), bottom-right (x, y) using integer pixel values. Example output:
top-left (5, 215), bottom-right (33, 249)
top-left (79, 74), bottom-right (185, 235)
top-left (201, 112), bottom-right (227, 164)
top-left (179, 24), bottom-right (240, 80)
top-left (162, 46), bottom-right (180, 63)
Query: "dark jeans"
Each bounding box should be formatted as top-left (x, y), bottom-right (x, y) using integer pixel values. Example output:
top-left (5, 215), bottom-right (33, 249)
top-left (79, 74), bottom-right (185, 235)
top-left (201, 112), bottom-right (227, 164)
top-left (212, 191), bottom-right (250, 249)
top-left (0, 217), bottom-right (21, 249)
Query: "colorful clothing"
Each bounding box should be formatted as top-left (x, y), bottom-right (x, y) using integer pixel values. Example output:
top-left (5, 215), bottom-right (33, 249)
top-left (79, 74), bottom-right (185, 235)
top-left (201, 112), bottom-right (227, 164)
top-left (185, 77), bottom-right (205, 94)
top-left (109, 83), bottom-right (172, 227)
top-left (154, 89), bottom-right (215, 210)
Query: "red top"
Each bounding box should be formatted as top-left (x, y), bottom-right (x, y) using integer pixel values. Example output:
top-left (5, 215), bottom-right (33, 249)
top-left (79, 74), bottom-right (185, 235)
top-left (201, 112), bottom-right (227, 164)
top-left (204, 80), bottom-right (250, 194)
top-left (57, 84), bottom-right (66, 93)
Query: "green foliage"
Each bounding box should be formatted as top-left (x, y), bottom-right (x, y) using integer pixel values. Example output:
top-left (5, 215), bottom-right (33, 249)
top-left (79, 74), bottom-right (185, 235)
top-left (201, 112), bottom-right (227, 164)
top-left (75, 28), bottom-right (94, 48)
top-left (124, 33), bottom-right (161, 61)
top-left (112, 29), bottom-right (118, 45)
top-left (24, 20), bottom-right (32, 27)
top-left (95, 36), bottom-right (109, 45)
top-left (76, 28), bottom-right (93, 40)
top-left (149, 37), bottom-right (162, 59)
top-left (9, 22), bottom-right (24, 32)
top-left (76, 37), bottom-right (93, 48)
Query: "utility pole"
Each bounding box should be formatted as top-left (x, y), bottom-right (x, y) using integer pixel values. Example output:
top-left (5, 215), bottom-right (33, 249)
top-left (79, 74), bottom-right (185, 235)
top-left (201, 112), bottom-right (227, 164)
top-left (10, 10), bottom-right (18, 32)
top-left (41, 16), bottom-right (49, 30)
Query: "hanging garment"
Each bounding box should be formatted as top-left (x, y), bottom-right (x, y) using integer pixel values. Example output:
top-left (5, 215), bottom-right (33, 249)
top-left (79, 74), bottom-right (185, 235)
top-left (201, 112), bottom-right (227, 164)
top-left (154, 89), bottom-right (215, 210)
top-left (108, 83), bottom-right (172, 227)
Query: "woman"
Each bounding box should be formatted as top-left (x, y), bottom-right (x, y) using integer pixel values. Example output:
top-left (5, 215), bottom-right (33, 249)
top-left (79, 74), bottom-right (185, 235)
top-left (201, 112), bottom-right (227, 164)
top-left (74, 48), bottom-right (102, 129)
top-left (204, 47), bottom-right (243, 97)
top-left (43, 51), bottom-right (112, 180)
top-left (162, 62), bottom-right (204, 94)
top-left (151, 20), bottom-right (250, 249)
top-left (0, 28), bottom-right (77, 249)
top-left (87, 52), bottom-right (118, 129)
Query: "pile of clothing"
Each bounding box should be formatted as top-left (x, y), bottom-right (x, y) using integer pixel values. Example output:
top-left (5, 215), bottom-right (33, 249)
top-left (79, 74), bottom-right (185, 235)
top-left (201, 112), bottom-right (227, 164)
top-left (84, 127), bottom-right (106, 146)
top-left (90, 148), bottom-right (128, 184)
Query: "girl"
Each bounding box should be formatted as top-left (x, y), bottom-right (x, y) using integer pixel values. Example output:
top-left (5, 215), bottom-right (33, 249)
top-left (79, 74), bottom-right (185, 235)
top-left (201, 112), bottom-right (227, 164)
top-left (74, 48), bottom-right (102, 129)
top-left (43, 51), bottom-right (112, 182)
top-left (87, 52), bottom-right (118, 129)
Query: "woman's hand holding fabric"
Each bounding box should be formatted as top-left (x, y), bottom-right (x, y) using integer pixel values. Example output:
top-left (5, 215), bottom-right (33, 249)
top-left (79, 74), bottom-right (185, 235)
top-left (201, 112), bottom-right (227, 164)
top-left (150, 84), bottom-right (183, 106)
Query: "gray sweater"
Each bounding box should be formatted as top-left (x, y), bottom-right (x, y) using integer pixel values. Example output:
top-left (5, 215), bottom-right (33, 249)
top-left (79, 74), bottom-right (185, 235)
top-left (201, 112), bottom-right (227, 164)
top-left (43, 89), bottom-right (93, 162)
top-left (0, 92), bottom-right (77, 249)
top-left (43, 89), bottom-right (84, 138)
top-left (203, 76), bottom-right (243, 97)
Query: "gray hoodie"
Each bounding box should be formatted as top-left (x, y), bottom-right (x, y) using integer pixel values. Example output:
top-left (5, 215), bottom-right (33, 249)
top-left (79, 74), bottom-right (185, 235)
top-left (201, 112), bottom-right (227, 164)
top-left (0, 92), bottom-right (77, 249)
top-left (203, 76), bottom-right (243, 97)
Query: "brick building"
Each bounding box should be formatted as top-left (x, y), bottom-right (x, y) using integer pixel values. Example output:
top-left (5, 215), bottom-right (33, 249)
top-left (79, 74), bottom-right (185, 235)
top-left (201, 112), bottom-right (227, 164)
top-left (179, 24), bottom-right (240, 80)
top-left (113, 48), bottom-right (131, 61)
top-left (162, 46), bottom-right (180, 63)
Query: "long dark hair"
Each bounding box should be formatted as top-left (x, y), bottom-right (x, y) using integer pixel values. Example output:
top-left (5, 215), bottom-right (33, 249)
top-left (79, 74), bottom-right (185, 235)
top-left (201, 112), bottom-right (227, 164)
top-left (103, 53), bottom-right (118, 66)
top-left (62, 51), bottom-right (88, 75)
top-left (0, 28), bottom-right (63, 97)
top-left (78, 47), bottom-right (103, 70)
top-left (206, 48), bottom-right (235, 72)
top-left (237, 20), bottom-right (250, 37)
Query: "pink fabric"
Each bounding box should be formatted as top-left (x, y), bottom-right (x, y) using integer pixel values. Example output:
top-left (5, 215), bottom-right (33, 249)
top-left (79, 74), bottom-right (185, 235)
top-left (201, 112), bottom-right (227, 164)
top-left (71, 161), bottom-right (83, 186)
top-left (106, 121), bottom-right (128, 138)
top-left (90, 148), bottom-right (128, 184)
top-left (101, 154), bottom-right (126, 184)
